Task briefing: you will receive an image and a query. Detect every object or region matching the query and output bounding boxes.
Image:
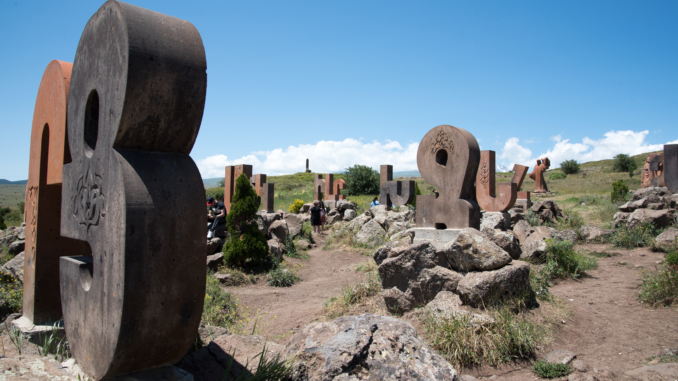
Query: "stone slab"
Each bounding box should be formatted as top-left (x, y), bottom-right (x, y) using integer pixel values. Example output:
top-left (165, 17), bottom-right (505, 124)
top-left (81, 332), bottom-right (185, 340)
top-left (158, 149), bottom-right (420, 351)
top-left (11, 315), bottom-right (65, 346)
top-left (412, 227), bottom-right (461, 250)
top-left (665, 144), bottom-right (678, 194)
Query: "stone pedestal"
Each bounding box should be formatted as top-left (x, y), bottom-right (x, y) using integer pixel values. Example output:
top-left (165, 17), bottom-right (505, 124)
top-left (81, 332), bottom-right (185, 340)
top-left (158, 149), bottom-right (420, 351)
top-left (11, 315), bottom-right (65, 346)
top-left (412, 228), bottom-right (461, 250)
top-left (480, 212), bottom-right (511, 231)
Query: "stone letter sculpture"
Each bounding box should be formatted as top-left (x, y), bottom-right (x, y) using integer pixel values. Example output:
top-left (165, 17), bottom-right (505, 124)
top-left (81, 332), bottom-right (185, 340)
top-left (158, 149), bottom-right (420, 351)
top-left (59, 1), bottom-right (207, 378)
top-left (665, 145), bottom-right (678, 194)
top-left (379, 165), bottom-right (415, 209)
top-left (23, 60), bottom-right (91, 326)
top-left (529, 157), bottom-right (550, 193)
top-left (641, 153), bottom-right (665, 188)
top-left (475, 151), bottom-right (517, 212)
top-left (416, 125), bottom-right (480, 229)
top-left (250, 174), bottom-right (274, 212)
top-left (314, 174), bottom-right (326, 201)
top-left (511, 164), bottom-right (531, 208)
top-left (225, 165), bottom-right (253, 213)
top-left (305, 158), bottom-right (311, 173)
top-left (334, 179), bottom-right (346, 200)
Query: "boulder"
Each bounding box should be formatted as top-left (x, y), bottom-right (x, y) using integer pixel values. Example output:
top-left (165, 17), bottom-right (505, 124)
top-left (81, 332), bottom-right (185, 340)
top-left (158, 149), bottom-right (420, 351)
top-left (521, 226), bottom-right (563, 260)
top-left (282, 314), bottom-right (459, 381)
top-left (206, 238), bottom-right (224, 255)
top-left (8, 240), bottom-right (24, 255)
top-left (346, 213), bottom-right (372, 234)
top-left (544, 349), bottom-right (576, 365)
top-left (260, 212), bottom-right (281, 227)
top-left (267, 239), bottom-right (286, 259)
top-left (480, 212), bottom-right (510, 231)
top-left (390, 228), bottom-right (415, 244)
top-left (2, 251), bottom-right (24, 283)
top-left (284, 214), bottom-right (304, 239)
top-left (627, 208), bottom-right (676, 228)
top-left (335, 200), bottom-right (356, 211)
top-left (268, 220), bottom-right (289, 242)
top-left (299, 203), bottom-right (313, 214)
top-left (342, 209), bottom-right (357, 221)
top-left (456, 260), bottom-right (531, 308)
top-left (326, 213), bottom-right (342, 225)
top-left (382, 287), bottom-right (415, 313)
top-left (296, 239), bottom-right (311, 250)
top-left (443, 228), bottom-right (512, 271)
top-left (484, 230), bottom-right (522, 260)
top-left (631, 186), bottom-right (669, 200)
top-left (655, 228), bottom-right (678, 251)
top-left (255, 215), bottom-right (268, 237)
top-left (206, 253), bottom-right (223, 271)
top-left (614, 211), bottom-right (630, 227)
top-left (355, 220), bottom-right (387, 246)
top-left (513, 220), bottom-right (534, 244)
top-left (386, 221), bottom-right (410, 237)
top-left (423, 291), bottom-right (494, 326)
top-left (580, 225), bottom-right (615, 242)
top-left (328, 208), bottom-right (338, 216)
top-left (557, 229), bottom-right (578, 244)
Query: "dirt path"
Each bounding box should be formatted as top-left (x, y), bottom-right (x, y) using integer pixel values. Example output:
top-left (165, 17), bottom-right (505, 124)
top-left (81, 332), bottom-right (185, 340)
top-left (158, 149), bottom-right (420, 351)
top-left (223, 232), bottom-right (371, 342)
top-left (467, 244), bottom-right (678, 380)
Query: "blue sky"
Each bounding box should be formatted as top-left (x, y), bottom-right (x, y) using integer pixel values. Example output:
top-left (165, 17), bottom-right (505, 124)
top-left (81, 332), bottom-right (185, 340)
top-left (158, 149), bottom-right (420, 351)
top-left (1, 0), bottom-right (677, 180)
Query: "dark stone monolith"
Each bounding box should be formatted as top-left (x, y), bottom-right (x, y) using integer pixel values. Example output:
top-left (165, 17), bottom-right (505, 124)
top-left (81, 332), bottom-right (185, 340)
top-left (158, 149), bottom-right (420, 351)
top-left (665, 145), bottom-right (678, 194)
top-left (379, 165), bottom-right (415, 209)
top-left (59, 1), bottom-right (207, 378)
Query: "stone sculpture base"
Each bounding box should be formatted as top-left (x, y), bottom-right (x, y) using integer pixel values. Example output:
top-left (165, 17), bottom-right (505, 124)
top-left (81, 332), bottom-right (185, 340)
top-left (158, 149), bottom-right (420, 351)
top-left (412, 228), bottom-right (461, 250)
top-left (11, 316), bottom-right (65, 346)
top-left (514, 198), bottom-right (532, 209)
top-left (480, 212), bottom-right (511, 231)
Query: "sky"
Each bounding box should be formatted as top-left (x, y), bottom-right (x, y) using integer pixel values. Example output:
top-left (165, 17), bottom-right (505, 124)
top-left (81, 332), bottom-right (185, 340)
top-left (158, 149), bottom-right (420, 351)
top-left (1, 0), bottom-right (677, 181)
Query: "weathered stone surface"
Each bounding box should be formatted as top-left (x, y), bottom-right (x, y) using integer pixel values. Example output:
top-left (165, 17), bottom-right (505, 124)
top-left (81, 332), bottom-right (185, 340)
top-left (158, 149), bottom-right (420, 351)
top-left (480, 212), bottom-right (511, 231)
top-left (416, 125), bottom-right (480, 229)
top-left (412, 228), bottom-right (462, 250)
top-left (282, 314), bottom-right (459, 380)
top-left (355, 220), bottom-right (387, 246)
top-left (346, 213), bottom-right (372, 234)
top-left (627, 208), bottom-right (676, 228)
top-left (177, 341), bottom-right (250, 381)
top-left (625, 363), bottom-right (678, 381)
top-left (296, 239), bottom-right (311, 250)
top-left (58, 2), bottom-right (208, 377)
top-left (664, 144), bottom-right (678, 194)
top-left (268, 220), bottom-right (289, 242)
top-left (614, 211), bottom-right (630, 227)
top-left (2, 251), bottom-right (24, 283)
top-left (382, 287), bottom-right (415, 313)
top-left (544, 349), bottom-right (576, 364)
top-left (655, 228), bottom-right (678, 251)
top-left (261, 212), bottom-right (282, 226)
top-left (443, 228), bottom-right (512, 271)
top-left (206, 238), bottom-right (224, 255)
top-left (207, 253), bottom-right (224, 271)
top-left (255, 215), bottom-right (268, 237)
top-left (326, 213), bottom-right (343, 225)
top-left (336, 199), bottom-right (356, 211)
top-left (641, 152), bottom-right (665, 188)
top-left (456, 260), bottom-right (531, 308)
top-left (267, 239), bottom-right (286, 259)
top-left (580, 225), bottom-right (615, 242)
top-left (529, 157), bottom-right (550, 193)
top-left (379, 165), bottom-right (416, 209)
top-left (299, 203), bottom-right (313, 214)
top-left (484, 230), bottom-right (522, 260)
top-left (390, 228), bottom-right (415, 244)
top-left (8, 240), bottom-right (24, 255)
top-left (423, 291), bottom-right (494, 326)
top-left (513, 220), bottom-right (534, 243)
top-left (342, 209), bottom-right (357, 221)
top-left (284, 214), bottom-right (304, 239)
top-left (387, 221), bottom-right (410, 237)
top-left (571, 359), bottom-right (588, 373)
top-left (558, 229), bottom-right (578, 244)
top-left (521, 226), bottom-right (562, 260)
top-left (476, 151), bottom-right (517, 212)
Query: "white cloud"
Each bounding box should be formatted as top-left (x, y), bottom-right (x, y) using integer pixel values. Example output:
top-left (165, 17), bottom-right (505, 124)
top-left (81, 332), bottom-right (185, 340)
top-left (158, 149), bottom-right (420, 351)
top-left (195, 138), bottom-right (419, 178)
top-left (499, 130), bottom-right (678, 170)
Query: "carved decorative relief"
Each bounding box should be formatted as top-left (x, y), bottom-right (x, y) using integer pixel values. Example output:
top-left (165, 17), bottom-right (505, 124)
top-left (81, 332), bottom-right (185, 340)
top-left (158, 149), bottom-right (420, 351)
top-left (72, 164), bottom-right (105, 229)
top-left (479, 162), bottom-right (490, 188)
top-left (27, 186), bottom-right (38, 262)
top-left (430, 130), bottom-right (454, 154)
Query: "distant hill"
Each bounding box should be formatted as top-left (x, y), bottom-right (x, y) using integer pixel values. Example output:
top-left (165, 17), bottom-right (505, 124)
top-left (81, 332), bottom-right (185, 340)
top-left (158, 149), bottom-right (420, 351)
top-left (0, 179), bottom-right (27, 185)
top-left (202, 177), bottom-right (223, 188)
top-left (393, 171), bottom-right (420, 178)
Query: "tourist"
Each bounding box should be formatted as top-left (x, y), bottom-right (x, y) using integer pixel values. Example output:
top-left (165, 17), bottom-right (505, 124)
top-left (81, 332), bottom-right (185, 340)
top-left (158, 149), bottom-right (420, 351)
top-left (206, 196), bottom-right (226, 238)
top-left (371, 197), bottom-right (380, 207)
top-left (310, 200), bottom-right (322, 234)
top-left (319, 199), bottom-right (326, 232)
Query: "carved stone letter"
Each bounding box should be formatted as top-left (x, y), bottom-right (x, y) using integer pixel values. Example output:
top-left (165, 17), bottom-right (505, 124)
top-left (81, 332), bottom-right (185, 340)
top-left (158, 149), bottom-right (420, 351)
top-left (379, 165), bottom-right (415, 209)
top-left (475, 151), bottom-right (517, 212)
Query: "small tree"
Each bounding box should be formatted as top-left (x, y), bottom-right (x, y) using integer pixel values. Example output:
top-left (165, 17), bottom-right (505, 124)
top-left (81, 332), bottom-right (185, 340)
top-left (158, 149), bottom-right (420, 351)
top-left (344, 165), bottom-right (380, 195)
top-left (222, 174), bottom-right (268, 267)
top-left (560, 159), bottom-right (580, 174)
top-left (611, 179), bottom-right (629, 202)
top-left (613, 154), bottom-right (637, 174)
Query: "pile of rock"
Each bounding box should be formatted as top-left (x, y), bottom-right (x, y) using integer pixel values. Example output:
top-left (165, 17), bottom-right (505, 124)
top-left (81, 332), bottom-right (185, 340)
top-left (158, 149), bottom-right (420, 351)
top-left (510, 199), bottom-right (567, 226)
top-left (298, 199), bottom-right (358, 224)
top-left (614, 187), bottom-right (677, 228)
top-left (0, 224), bottom-right (25, 256)
top-left (513, 220), bottom-right (577, 260)
top-left (374, 228), bottom-right (531, 312)
top-left (336, 204), bottom-right (416, 247)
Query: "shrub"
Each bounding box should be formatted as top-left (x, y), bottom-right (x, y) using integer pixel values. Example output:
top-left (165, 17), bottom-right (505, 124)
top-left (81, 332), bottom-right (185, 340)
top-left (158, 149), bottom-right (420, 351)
top-left (639, 263), bottom-right (678, 307)
top-left (17, 202), bottom-right (24, 214)
top-left (205, 187), bottom-right (225, 202)
top-left (611, 179), bottom-right (629, 202)
top-left (560, 160), bottom-right (580, 175)
top-left (223, 174), bottom-right (269, 267)
top-left (532, 240), bottom-right (597, 280)
top-left (549, 172), bottom-right (567, 180)
top-left (202, 271), bottom-right (238, 328)
top-left (533, 360), bottom-right (571, 379)
top-left (0, 272), bottom-right (22, 313)
top-left (344, 165), bottom-right (379, 195)
top-left (525, 210), bottom-right (545, 227)
top-left (611, 222), bottom-right (657, 249)
top-left (266, 267), bottom-right (299, 287)
top-left (288, 199), bottom-right (305, 214)
top-left (613, 153), bottom-right (637, 175)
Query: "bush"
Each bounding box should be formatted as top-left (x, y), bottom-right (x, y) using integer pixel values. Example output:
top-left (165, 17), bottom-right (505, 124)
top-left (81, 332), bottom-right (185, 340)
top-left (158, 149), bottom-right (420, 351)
top-left (611, 179), bottom-right (629, 202)
top-left (0, 272), bottom-right (22, 313)
top-left (205, 187), bottom-right (225, 202)
top-left (525, 210), bottom-right (545, 227)
top-left (613, 153), bottom-right (638, 175)
top-left (549, 172), bottom-right (567, 180)
top-left (560, 160), bottom-right (580, 175)
top-left (288, 199), bottom-right (305, 214)
top-left (266, 267), bottom-right (299, 287)
top-left (17, 202), bottom-right (24, 215)
top-left (533, 360), bottom-right (571, 379)
top-left (639, 251), bottom-right (678, 307)
top-left (611, 222), bottom-right (657, 249)
top-left (222, 174), bottom-right (269, 267)
top-left (344, 165), bottom-right (379, 195)
top-left (532, 240), bottom-right (597, 280)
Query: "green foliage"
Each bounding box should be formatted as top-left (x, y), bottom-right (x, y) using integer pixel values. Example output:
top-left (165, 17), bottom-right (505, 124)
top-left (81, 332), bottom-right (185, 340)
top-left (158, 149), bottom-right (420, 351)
top-left (17, 201), bottom-right (24, 214)
top-left (266, 266), bottom-right (299, 287)
top-left (0, 207), bottom-right (9, 230)
top-left (532, 240), bottom-right (598, 280)
top-left (422, 301), bottom-right (543, 368)
top-left (206, 187), bottom-right (225, 202)
top-left (223, 174), bottom-right (269, 267)
top-left (288, 199), bottom-right (305, 214)
top-left (532, 360), bottom-right (571, 379)
top-left (409, 181), bottom-right (422, 207)
top-left (217, 178), bottom-right (225, 187)
top-left (611, 179), bottom-right (629, 202)
top-left (611, 222), bottom-right (657, 249)
top-left (639, 251), bottom-right (678, 307)
top-left (555, 208), bottom-right (584, 233)
top-left (525, 210), bottom-right (545, 227)
top-left (0, 271), bottom-right (23, 313)
top-left (215, 268), bottom-right (257, 287)
top-left (203, 270), bottom-right (238, 328)
top-left (1, 207), bottom-right (22, 228)
top-left (613, 153), bottom-right (638, 175)
top-left (222, 343), bottom-right (293, 381)
top-left (560, 159), bottom-right (580, 175)
top-left (37, 320), bottom-right (71, 361)
top-left (549, 172), bottom-right (567, 180)
top-left (344, 165), bottom-right (379, 196)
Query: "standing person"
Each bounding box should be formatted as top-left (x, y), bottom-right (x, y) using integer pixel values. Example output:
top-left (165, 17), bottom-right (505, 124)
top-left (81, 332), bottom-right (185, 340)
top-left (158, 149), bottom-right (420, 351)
top-left (310, 200), bottom-right (322, 234)
top-left (207, 196), bottom-right (226, 238)
top-left (319, 199), bottom-right (326, 232)
top-left (370, 197), bottom-right (380, 207)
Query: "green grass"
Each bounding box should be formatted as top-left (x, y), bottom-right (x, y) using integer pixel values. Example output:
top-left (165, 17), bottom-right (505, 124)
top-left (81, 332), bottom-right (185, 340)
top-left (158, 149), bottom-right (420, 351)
top-left (215, 267), bottom-right (258, 287)
top-left (0, 185), bottom-right (25, 210)
top-left (529, 240), bottom-right (597, 299)
top-left (610, 222), bottom-right (659, 249)
top-left (203, 270), bottom-right (239, 328)
top-left (222, 343), bottom-right (293, 380)
top-left (638, 251), bottom-right (678, 307)
top-left (532, 360), bottom-right (571, 379)
top-left (266, 266), bottom-right (300, 287)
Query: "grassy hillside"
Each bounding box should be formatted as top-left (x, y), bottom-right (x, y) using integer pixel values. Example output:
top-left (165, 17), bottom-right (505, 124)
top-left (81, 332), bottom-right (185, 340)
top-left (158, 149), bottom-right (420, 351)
top-left (0, 185), bottom-right (25, 210)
